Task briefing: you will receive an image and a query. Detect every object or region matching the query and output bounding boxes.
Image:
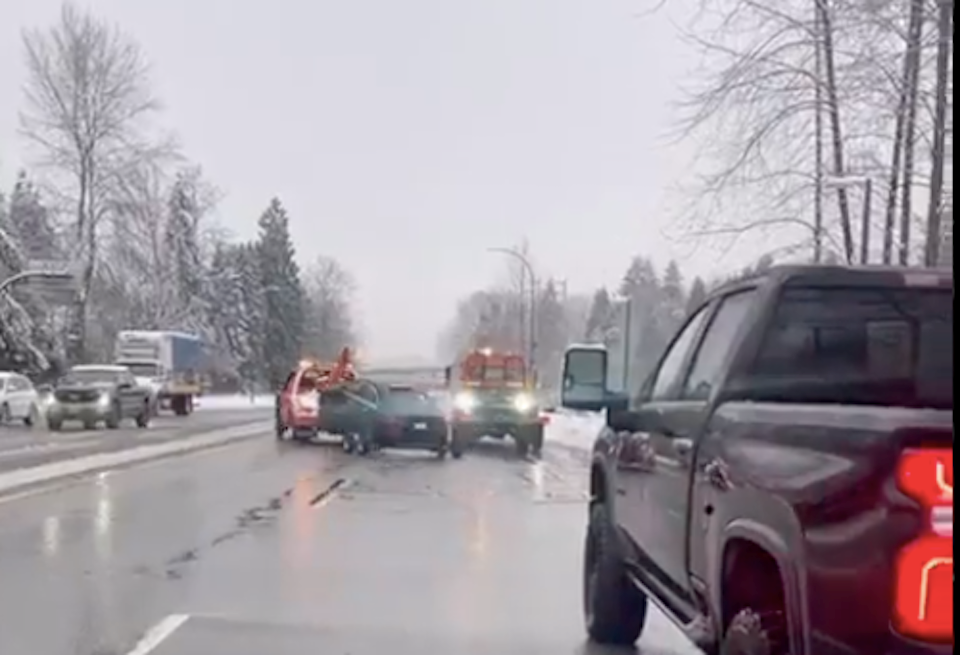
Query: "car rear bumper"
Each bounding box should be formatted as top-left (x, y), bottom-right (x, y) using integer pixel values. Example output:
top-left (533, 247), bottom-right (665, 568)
top-left (451, 419), bottom-right (541, 439)
top-left (47, 402), bottom-right (110, 422)
top-left (373, 420), bottom-right (448, 449)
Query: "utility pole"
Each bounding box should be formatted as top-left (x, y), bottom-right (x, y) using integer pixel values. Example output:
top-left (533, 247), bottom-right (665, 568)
top-left (813, 0), bottom-right (825, 262)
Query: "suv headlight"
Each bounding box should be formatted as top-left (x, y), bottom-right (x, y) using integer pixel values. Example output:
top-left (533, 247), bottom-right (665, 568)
top-left (454, 392), bottom-right (477, 412)
top-left (98, 393), bottom-right (112, 408)
top-left (512, 393), bottom-right (535, 412)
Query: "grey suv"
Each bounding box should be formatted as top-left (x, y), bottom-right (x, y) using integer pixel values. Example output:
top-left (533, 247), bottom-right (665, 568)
top-left (47, 365), bottom-right (152, 431)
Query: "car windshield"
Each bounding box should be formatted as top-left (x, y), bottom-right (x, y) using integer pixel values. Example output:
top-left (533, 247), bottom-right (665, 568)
top-left (740, 286), bottom-right (953, 409)
top-left (60, 369), bottom-right (121, 385)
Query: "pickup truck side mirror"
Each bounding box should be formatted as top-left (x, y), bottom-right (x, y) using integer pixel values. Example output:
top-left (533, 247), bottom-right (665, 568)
top-left (561, 346), bottom-right (627, 413)
top-left (608, 405), bottom-right (663, 433)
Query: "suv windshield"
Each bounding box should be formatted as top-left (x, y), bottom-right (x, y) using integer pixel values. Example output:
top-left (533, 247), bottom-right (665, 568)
top-left (61, 370), bottom-right (121, 385)
top-left (740, 286), bottom-right (952, 409)
top-left (123, 362), bottom-right (159, 377)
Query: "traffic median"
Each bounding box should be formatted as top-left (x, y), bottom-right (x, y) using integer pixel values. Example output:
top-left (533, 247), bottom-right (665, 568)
top-left (0, 420), bottom-right (272, 498)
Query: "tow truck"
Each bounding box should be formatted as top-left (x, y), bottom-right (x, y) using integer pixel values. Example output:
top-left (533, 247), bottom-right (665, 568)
top-left (446, 348), bottom-right (546, 459)
top-left (275, 348), bottom-right (357, 442)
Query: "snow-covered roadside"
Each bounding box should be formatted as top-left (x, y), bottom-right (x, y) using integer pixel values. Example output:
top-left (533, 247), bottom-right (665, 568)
top-left (194, 394), bottom-right (275, 410)
top-left (545, 409), bottom-right (604, 450)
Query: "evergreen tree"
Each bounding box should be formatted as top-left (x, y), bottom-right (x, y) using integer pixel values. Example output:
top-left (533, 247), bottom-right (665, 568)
top-left (256, 198), bottom-right (304, 388)
top-left (7, 171), bottom-right (59, 262)
top-left (164, 171), bottom-right (205, 321)
top-left (686, 277), bottom-right (708, 315)
top-left (619, 257), bottom-right (664, 390)
top-left (660, 260), bottom-right (686, 330)
top-left (534, 279), bottom-right (567, 384)
top-left (585, 288), bottom-right (615, 342)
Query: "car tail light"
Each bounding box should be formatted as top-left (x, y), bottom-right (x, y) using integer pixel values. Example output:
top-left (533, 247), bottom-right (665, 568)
top-left (893, 448), bottom-right (953, 643)
top-left (294, 393), bottom-right (318, 414)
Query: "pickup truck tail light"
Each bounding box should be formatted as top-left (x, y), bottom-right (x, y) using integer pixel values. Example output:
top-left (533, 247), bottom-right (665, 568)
top-left (893, 448), bottom-right (953, 643)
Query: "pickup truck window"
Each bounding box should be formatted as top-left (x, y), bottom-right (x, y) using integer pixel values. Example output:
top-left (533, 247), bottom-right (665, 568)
top-left (742, 286), bottom-right (952, 409)
top-left (649, 305), bottom-right (711, 400)
top-left (682, 290), bottom-right (756, 400)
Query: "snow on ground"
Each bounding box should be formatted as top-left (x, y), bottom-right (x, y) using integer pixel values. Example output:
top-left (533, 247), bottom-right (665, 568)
top-left (545, 409), bottom-right (604, 450)
top-left (194, 394), bottom-right (275, 410)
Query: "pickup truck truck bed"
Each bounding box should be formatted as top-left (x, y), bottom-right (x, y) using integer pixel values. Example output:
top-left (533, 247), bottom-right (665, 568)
top-left (561, 265), bottom-right (953, 655)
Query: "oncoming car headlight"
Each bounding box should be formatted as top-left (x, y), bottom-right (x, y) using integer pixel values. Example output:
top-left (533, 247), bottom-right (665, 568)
top-left (97, 393), bottom-right (112, 408)
top-left (454, 392), bottom-right (477, 412)
top-left (512, 393), bottom-right (535, 413)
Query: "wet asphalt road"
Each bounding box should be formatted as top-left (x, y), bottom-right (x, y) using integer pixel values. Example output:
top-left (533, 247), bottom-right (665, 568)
top-left (0, 410), bottom-right (270, 474)
top-left (0, 423), bottom-right (700, 655)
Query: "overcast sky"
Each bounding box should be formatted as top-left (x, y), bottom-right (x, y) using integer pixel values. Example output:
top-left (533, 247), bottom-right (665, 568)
top-left (0, 0), bottom-right (753, 363)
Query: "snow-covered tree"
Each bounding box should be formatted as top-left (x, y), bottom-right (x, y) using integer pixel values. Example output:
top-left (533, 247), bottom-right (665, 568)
top-left (256, 198), bottom-right (304, 388)
top-left (164, 169), bottom-right (205, 319)
top-left (302, 255), bottom-right (356, 360)
top-left (686, 277), bottom-right (708, 316)
top-left (585, 288), bottom-right (616, 342)
top-left (6, 171), bottom-right (59, 262)
top-left (533, 279), bottom-right (567, 385)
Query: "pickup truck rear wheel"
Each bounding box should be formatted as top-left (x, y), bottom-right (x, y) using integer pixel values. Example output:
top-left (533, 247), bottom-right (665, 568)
top-left (583, 502), bottom-right (648, 645)
top-left (721, 609), bottom-right (776, 655)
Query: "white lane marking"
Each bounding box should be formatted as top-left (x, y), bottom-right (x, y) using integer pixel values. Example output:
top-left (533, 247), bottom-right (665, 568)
top-left (125, 614), bottom-right (190, 655)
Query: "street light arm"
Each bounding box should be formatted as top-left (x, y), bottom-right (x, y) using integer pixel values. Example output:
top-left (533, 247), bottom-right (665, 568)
top-left (488, 246), bottom-right (538, 380)
top-left (0, 270), bottom-right (74, 294)
top-left (487, 247), bottom-right (536, 286)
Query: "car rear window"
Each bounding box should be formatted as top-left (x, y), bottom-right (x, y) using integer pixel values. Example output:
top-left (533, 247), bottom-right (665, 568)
top-left (387, 389), bottom-right (439, 414)
top-left (741, 286), bottom-right (952, 409)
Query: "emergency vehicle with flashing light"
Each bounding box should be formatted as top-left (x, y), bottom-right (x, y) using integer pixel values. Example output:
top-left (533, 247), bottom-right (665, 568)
top-left (560, 265), bottom-right (953, 655)
top-left (445, 348), bottom-right (546, 459)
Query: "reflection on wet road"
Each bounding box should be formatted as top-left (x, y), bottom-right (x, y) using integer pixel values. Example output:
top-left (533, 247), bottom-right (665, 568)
top-left (0, 426), bottom-right (700, 655)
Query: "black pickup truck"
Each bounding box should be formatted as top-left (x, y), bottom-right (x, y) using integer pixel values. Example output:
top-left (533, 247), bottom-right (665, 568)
top-left (560, 265), bottom-right (953, 655)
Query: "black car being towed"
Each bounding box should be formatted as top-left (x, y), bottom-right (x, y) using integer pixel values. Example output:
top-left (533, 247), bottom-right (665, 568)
top-left (322, 381), bottom-right (448, 457)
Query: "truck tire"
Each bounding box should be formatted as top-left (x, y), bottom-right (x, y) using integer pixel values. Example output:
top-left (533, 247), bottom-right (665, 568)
top-left (450, 427), bottom-right (468, 459)
top-left (172, 395), bottom-right (193, 416)
top-left (720, 609), bottom-right (776, 655)
top-left (105, 402), bottom-right (122, 429)
top-left (583, 502), bottom-right (649, 646)
top-left (135, 402), bottom-right (151, 428)
top-left (528, 424), bottom-right (544, 458)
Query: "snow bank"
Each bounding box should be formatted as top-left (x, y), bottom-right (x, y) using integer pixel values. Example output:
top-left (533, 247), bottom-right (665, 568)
top-left (545, 409), bottom-right (604, 450)
top-left (194, 394), bottom-right (274, 410)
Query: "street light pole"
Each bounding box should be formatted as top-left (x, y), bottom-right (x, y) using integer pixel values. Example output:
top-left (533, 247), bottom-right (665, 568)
top-left (488, 247), bottom-right (537, 381)
top-left (826, 176), bottom-right (874, 264)
top-left (619, 297), bottom-right (631, 391)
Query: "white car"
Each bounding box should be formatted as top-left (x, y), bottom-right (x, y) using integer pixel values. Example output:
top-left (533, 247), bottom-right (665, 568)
top-left (0, 371), bottom-right (41, 427)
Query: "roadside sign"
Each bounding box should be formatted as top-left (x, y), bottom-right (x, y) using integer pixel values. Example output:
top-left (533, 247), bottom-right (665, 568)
top-left (22, 275), bottom-right (77, 305)
top-left (0, 270), bottom-right (77, 306)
